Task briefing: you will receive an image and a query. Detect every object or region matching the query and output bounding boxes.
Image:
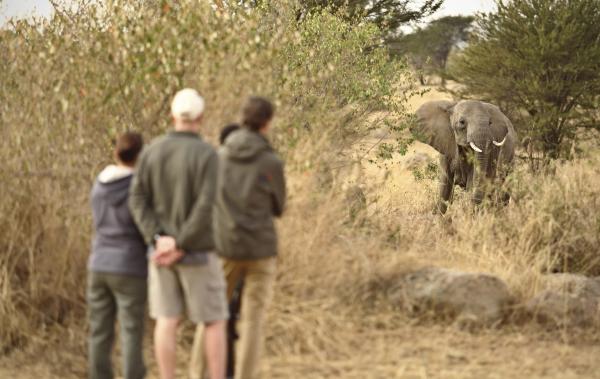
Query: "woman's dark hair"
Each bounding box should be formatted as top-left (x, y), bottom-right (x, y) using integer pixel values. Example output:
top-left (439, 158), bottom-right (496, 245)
top-left (242, 96), bottom-right (274, 132)
top-left (219, 124), bottom-right (240, 145)
top-left (115, 132), bottom-right (143, 164)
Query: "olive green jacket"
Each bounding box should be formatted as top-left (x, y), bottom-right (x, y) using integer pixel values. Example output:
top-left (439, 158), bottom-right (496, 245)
top-left (214, 128), bottom-right (286, 260)
top-left (129, 131), bottom-right (217, 254)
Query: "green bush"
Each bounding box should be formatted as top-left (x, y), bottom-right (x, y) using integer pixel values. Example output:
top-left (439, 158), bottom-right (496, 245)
top-left (389, 15), bottom-right (474, 85)
top-left (298, 0), bottom-right (443, 36)
top-left (451, 0), bottom-right (600, 160)
top-left (0, 0), bottom-right (410, 351)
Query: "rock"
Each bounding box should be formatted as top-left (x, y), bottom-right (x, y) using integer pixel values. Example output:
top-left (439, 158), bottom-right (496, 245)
top-left (526, 273), bottom-right (600, 327)
top-left (403, 152), bottom-right (433, 170)
top-left (388, 267), bottom-right (513, 327)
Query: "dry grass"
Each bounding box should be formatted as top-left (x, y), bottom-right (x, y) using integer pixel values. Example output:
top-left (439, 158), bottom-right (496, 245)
top-left (0, 0), bottom-right (406, 353)
top-left (2, 2), bottom-right (600, 378)
top-left (4, 143), bottom-right (600, 378)
top-left (256, 87), bottom-right (600, 378)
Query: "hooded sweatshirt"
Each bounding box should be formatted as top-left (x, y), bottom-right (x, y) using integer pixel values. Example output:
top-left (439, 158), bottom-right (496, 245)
top-left (214, 128), bottom-right (286, 260)
top-left (89, 165), bottom-right (147, 277)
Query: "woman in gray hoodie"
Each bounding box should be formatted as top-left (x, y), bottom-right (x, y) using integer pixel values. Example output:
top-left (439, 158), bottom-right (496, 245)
top-left (88, 132), bottom-right (147, 379)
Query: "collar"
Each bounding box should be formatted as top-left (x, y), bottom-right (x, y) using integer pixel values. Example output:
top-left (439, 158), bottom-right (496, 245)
top-left (168, 130), bottom-right (201, 139)
top-left (98, 165), bottom-right (134, 183)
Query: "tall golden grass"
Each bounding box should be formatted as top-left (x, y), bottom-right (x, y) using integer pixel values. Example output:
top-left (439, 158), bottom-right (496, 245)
top-left (257, 139), bottom-right (600, 377)
top-left (0, 0), bottom-right (409, 352)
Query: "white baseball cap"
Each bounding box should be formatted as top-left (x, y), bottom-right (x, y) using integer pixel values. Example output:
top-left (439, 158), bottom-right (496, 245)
top-left (171, 88), bottom-right (205, 121)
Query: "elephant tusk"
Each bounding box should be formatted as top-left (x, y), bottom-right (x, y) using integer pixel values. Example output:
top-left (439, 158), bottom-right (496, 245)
top-left (493, 136), bottom-right (507, 147)
top-left (469, 142), bottom-right (483, 153)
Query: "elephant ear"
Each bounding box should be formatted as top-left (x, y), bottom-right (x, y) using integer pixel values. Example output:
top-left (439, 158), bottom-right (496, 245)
top-left (412, 100), bottom-right (457, 160)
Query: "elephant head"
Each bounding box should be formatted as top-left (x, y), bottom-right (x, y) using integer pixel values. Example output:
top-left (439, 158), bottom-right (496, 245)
top-left (412, 100), bottom-right (514, 207)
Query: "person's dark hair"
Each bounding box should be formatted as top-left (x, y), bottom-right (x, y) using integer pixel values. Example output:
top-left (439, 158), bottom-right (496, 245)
top-left (219, 124), bottom-right (241, 145)
top-left (242, 96), bottom-right (274, 132)
top-left (115, 132), bottom-right (143, 165)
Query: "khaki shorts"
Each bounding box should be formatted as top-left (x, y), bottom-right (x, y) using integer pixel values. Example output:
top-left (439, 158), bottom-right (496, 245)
top-left (149, 253), bottom-right (229, 323)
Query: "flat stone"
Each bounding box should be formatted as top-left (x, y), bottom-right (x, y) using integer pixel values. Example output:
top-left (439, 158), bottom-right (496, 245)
top-left (526, 273), bottom-right (600, 327)
top-left (388, 267), bottom-right (513, 327)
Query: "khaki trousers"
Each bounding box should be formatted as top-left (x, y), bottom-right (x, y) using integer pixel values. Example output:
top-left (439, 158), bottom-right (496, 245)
top-left (189, 256), bottom-right (276, 379)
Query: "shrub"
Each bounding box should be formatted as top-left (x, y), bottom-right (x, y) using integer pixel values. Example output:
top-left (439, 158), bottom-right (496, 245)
top-left (298, 0), bottom-right (444, 36)
top-left (389, 15), bottom-right (474, 85)
top-left (451, 0), bottom-right (600, 160)
top-left (0, 0), bottom-right (410, 351)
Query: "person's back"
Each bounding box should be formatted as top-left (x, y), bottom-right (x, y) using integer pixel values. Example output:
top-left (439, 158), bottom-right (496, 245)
top-left (90, 164), bottom-right (147, 276)
top-left (214, 127), bottom-right (285, 260)
top-left (88, 132), bottom-right (147, 379)
top-left (191, 97), bottom-right (285, 379)
top-left (129, 88), bottom-right (228, 379)
top-left (134, 131), bottom-right (216, 256)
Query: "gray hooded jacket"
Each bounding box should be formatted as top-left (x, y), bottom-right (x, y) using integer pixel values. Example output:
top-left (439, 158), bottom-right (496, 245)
top-left (214, 128), bottom-right (286, 260)
top-left (89, 166), bottom-right (147, 277)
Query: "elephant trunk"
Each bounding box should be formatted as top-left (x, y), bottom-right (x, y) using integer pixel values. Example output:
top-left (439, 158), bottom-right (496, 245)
top-left (470, 138), bottom-right (491, 206)
top-left (472, 151), bottom-right (489, 205)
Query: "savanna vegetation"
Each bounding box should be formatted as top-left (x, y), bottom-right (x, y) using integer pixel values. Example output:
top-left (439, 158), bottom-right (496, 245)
top-left (389, 15), bottom-right (474, 85)
top-left (0, 0), bottom-right (410, 356)
top-left (298, 0), bottom-right (443, 35)
top-left (1, 0), bottom-right (600, 378)
top-left (450, 0), bottom-right (600, 160)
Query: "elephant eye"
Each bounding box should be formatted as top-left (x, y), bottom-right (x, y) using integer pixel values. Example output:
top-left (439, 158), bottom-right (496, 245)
top-left (458, 119), bottom-right (466, 128)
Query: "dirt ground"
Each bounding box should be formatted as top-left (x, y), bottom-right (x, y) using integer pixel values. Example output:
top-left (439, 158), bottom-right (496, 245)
top-left (3, 321), bottom-right (600, 379)
top-left (262, 325), bottom-right (600, 379)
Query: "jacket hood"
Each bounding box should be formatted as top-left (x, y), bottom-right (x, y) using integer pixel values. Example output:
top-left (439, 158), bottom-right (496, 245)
top-left (94, 165), bottom-right (134, 206)
top-left (223, 128), bottom-right (272, 161)
top-left (98, 165), bottom-right (134, 183)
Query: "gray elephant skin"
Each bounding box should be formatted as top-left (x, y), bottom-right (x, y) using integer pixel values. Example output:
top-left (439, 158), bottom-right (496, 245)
top-left (411, 100), bottom-right (518, 213)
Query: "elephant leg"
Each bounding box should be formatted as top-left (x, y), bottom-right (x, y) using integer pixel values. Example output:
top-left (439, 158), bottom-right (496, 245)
top-left (492, 177), bottom-right (511, 206)
top-left (500, 190), bottom-right (511, 206)
top-left (437, 156), bottom-right (454, 214)
top-left (496, 171), bottom-right (512, 206)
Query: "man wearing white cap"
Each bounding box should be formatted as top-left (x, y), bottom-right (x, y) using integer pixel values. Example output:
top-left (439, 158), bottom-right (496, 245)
top-left (129, 89), bottom-right (228, 379)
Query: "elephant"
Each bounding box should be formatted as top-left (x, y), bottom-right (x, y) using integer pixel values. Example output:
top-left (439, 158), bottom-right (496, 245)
top-left (411, 100), bottom-right (518, 213)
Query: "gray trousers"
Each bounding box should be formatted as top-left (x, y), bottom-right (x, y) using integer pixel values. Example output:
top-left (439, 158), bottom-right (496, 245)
top-left (88, 271), bottom-right (147, 379)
